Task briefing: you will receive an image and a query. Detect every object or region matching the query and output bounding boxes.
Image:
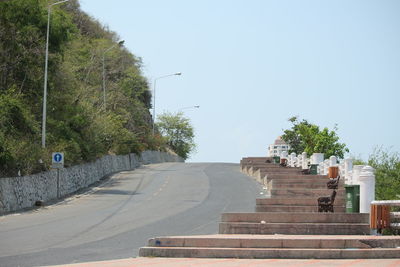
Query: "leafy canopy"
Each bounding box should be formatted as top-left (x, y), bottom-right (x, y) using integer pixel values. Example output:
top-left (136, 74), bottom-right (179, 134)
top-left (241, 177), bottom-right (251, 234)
top-left (156, 112), bottom-right (196, 160)
top-left (281, 116), bottom-right (349, 159)
top-left (367, 147), bottom-right (400, 201)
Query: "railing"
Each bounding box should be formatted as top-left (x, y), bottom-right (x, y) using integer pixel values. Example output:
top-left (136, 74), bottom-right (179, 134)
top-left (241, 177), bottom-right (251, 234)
top-left (370, 200), bottom-right (400, 234)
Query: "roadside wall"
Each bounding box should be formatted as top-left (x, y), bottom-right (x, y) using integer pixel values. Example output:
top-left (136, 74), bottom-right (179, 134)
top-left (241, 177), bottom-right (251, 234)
top-left (0, 151), bottom-right (183, 214)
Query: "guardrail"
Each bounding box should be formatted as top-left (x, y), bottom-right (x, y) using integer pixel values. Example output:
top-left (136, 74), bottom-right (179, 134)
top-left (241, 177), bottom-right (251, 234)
top-left (370, 200), bottom-right (400, 234)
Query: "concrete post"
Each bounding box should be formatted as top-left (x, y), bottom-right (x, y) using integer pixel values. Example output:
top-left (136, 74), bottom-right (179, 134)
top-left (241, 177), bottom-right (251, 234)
top-left (352, 165), bottom-right (364, 185)
top-left (329, 156), bottom-right (337, 166)
top-left (324, 159), bottom-right (329, 175)
top-left (290, 153), bottom-right (296, 167)
top-left (359, 166), bottom-right (375, 213)
top-left (344, 159), bottom-right (353, 184)
top-left (302, 152), bottom-right (308, 169)
top-left (311, 153), bottom-right (324, 164)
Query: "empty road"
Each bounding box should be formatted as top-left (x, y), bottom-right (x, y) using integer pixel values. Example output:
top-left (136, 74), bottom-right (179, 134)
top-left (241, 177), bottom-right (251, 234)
top-left (0, 162), bottom-right (262, 267)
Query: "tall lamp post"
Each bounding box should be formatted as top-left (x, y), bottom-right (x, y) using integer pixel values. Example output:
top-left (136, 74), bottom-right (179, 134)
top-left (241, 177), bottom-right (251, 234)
top-left (179, 105), bottom-right (200, 112)
top-left (152, 72), bottom-right (182, 135)
top-left (42, 0), bottom-right (70, 148)
top-left (102, 40), bottom-right (124, 110)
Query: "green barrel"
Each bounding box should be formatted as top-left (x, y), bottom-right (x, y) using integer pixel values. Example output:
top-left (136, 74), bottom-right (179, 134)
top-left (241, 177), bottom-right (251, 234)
top-left (345, 185), bottom-right (360, 213)
top-left (310, 164), bottom-right (318, 175)
top-left (273, 156), bottom-right (280, 164)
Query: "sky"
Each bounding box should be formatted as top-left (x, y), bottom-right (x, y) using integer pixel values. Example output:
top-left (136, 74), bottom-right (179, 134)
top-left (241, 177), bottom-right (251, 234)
top-left (80, 0), bottom-right (400, 163)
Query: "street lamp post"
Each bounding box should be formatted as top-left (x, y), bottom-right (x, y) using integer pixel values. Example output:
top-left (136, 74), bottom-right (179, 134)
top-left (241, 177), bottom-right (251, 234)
top-left (152, 72), bottom-right (182, 135)
top-left (179, 105), bottom-right (200, 112)
top-left (102, 40), bottom-right (124, 110)
top-left (42, 0), bottom-right (70, 148)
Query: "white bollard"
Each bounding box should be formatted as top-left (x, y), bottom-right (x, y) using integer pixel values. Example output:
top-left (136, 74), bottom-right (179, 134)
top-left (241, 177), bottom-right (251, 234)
top-left (359, 166), bottom-right (375, 213)
top-left (311, 153), bottom-right (324, 165)
top-left (352, 165), bottom-right (364, 185)
top-left (344, 159), bottom-right (353, 184)
top-left (297, 155), bottom-right (302, 168)
top-left (319, 162), bottom-right (325, 175)
top-left (329, 156), bottom-right (337, 167)
top-left (290, 153), bottom-right (296, 167)
top-left (302, 152), bottom-right (308, 169)
top-left (324, 159), bottom-right (329, 175)
top-left (339, 160), bottom-right (345, 178)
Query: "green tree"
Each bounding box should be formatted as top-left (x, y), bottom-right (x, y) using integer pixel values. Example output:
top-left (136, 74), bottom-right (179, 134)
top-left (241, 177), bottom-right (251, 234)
top-left (281, 116), bottom-right (349, 159)
top-left (156, 112), bottom-right (196, 160)
top-left (368, 147), bottom-right (400, 201)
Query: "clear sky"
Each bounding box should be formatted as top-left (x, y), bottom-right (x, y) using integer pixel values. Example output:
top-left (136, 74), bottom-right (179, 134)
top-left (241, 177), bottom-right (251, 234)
top-left (80, 0), bottom-right (400, 163)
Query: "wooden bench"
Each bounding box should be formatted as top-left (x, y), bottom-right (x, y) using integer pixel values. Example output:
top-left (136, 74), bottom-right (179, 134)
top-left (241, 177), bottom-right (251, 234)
top-left (327, 175), bottom-right (340, 190)
top-left (317, 190), bottom-right (337, 213)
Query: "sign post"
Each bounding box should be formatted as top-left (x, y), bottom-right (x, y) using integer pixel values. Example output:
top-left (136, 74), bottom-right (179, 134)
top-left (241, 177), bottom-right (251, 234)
top-left (52, 152), bottom-right (64, 198)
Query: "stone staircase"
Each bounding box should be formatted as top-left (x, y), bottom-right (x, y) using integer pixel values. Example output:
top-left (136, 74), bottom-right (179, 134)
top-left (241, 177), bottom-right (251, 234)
top-left (139, 157), bottom-right (400, 259)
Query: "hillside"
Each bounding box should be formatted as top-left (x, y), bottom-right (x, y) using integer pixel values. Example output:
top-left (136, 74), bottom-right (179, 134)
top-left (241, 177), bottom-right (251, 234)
top-left (0, 0), bottom-right (165, 177)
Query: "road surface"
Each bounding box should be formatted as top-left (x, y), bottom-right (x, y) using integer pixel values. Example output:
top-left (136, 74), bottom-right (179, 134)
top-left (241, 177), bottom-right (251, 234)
top-left (0, 162), bottom-right (262, 267)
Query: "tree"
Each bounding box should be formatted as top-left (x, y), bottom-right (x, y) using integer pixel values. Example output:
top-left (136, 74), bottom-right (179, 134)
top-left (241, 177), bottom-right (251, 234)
top-left (368, 147), bottom-right (400, 201)
top-left (281, 116), bottom-right (349, 159)
top-left (156, 112), bottom-right (196, 160)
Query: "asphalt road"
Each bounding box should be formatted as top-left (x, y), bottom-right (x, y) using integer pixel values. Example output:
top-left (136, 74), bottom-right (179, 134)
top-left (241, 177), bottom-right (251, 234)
top-left (0, 162), bottom-right (262, 267)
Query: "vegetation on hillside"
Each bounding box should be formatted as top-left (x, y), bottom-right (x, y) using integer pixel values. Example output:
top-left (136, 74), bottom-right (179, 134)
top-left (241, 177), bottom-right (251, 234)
top-left (0, 0), bottom-right (176, 177)
top-left (281, 116), bottom-right (349, 159)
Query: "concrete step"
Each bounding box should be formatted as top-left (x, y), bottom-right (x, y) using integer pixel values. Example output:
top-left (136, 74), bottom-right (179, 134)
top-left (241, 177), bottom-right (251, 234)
top-left (221, 212), bottom-right (369, 223)
top-left (255, 205), bottom-right (346, 213)
top-left (269, 181), bottom-right (344, 189)
top-left (270, 188), bottom-right (345, 198)
top-left (256, 197), bottom-right (346, 206)
top-left (265, 174), bottom-right (328, 180)
top-left (139, 246), bottom-right (400, 259)
top-left (241, 157), bottom-right (273, 164)
top-left (271, 178), bottom-right (343, 185)
top-left (219, 222), bottom-right (370, 235)
top-left (249, 167), bottom-right (302, 176)
top-left (143, 235), bottom-right (400, 249)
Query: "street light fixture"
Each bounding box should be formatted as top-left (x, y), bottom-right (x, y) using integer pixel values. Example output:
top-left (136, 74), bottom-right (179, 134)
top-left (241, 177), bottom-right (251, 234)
top-left (152, 72), bottom-right (182, 135)
top-left (41, 0), bottom-right (70, 148)
top-left (179, 105), bottom-right (200, 112)
top-left (102, 40), bottom-right (124, 110)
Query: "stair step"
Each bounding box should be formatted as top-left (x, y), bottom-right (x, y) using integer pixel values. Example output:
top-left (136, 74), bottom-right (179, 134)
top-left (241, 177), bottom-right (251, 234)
top-left (270, 188), bottom-right (345, 197)
top-left (219, 222), bottom-right (370, 235)
top-left (221, 212), bottom-right (368, 223)
top-left (271, 178), bottom-right (343, 184)
top-left (265, 174), bottom-right (328, 179)
top-left (144, 235), bottom-right (400, 249)
top-left (256, 198), bottom-right (346, 206)
top-left (139, 246), bottom-right (400, 259)
top-left (270, 183), bottom-right (342, 189)
top-left (255, 205), bottom-right (346, 212)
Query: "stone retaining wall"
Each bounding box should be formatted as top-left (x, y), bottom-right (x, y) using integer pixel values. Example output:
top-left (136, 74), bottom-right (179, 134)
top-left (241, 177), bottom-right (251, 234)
top-left (0, 151), bottom-right (183, 214)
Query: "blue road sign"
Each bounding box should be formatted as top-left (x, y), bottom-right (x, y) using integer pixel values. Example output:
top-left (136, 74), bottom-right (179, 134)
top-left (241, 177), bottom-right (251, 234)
top-left (52, 152), bottom-right (64, 167)
top-left (54, 153), bottom-right (62, 163)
